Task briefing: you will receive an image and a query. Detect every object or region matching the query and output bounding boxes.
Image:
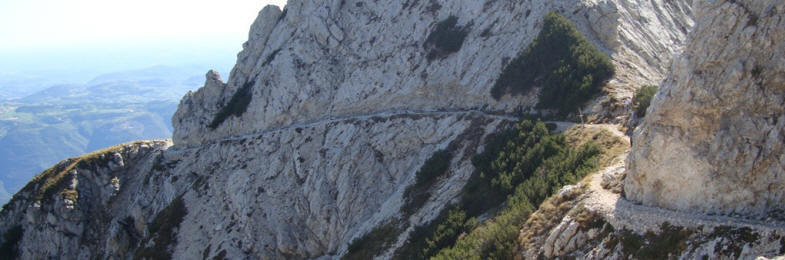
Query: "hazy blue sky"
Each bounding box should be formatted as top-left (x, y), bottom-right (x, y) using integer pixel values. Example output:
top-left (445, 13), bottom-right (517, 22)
top-left (0, 0), bottom-right (287, 50)
top-left (0, 0), bottom-right (287, 83)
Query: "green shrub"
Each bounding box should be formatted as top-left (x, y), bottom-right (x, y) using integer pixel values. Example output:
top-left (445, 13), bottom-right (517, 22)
top-left (395, 206), bottom-right (477, 260)
top-left (618, 222), bottom-right (694, 260)
top-left (343, 220), bottom-right (403, 260)
top-left (134, 196), bottom-right (188, 260)
top-left (606, 224), bottom-right (763, 259)
top-left (432, 204), bottom-right (533, 260)
top-left (435, 142), bottom-right (600, 258)
top-left (0, 225), bottom-right (23, 259)
top-left (708, 226), bottom-right (760, 258)
top-left (422, 208), bottom-right (477, 258)
top-left (397, 119), bottom-right (603, 258)
top-left (415, 150), bottom-right (452, 184)
top-left (463, 120), bottom-right (555, 217)
top-left (633, 85), bottom-right (658, 117)
top-left (424, 16), bottom-right (470, 61)
top-left (402, 150), bottom-right (453, 217)
top-left (208, 80), bottom-right (255, 129)
top-left (491, 11), bottom-right (614, 116)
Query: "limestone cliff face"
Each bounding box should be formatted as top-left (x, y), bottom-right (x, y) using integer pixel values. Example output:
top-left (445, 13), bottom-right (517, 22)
top-left (172, 0), bottom-right (692, 147)
top-left (625, 0), bottom-right (785, 216)
top-left (0, 0), bottom-right (696, 259)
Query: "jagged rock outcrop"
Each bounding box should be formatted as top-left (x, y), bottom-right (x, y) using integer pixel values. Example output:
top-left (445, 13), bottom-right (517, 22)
top-left (0, 0), bottom-right (700, 259)
top-left (625, 0), bottom-right (785, 216)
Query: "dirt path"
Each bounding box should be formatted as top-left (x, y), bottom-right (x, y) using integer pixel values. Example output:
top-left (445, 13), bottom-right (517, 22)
top-left (579, 124), bottom-right (785, 234)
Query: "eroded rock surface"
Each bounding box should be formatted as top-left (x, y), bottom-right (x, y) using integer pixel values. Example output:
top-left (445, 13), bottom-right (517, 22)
top-left (625, 0), bottom-right (785, 216)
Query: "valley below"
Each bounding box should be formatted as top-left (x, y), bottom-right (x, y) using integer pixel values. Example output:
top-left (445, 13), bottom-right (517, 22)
top-left (0, 65), bottom-right (220, 204)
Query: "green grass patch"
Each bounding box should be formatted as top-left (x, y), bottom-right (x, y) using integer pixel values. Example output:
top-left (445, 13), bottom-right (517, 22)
top-left (350, 149), bottom-right (455, 260)
top-left (424, 16), bottom-right (470, 61)
top-left (491, 11), bottom-right (614, 116)
top-left (208, 80), bottom-right (255, 129)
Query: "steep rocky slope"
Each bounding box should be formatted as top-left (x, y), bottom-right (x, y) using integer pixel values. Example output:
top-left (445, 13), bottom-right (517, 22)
top-left (172, 0), bottom-right (692, 147)
top-left (14, 0), bottom-right (784, 259)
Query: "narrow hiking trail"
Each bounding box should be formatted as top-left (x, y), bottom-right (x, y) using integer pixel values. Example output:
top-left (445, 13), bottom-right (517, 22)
top-left (580, 124), bottom-right (785, 234)
top-left (172, 109), bottom-right (521, 151)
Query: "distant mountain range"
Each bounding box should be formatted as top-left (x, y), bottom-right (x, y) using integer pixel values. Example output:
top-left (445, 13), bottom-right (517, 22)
top-left (0, 65), bottom-right (221, 204)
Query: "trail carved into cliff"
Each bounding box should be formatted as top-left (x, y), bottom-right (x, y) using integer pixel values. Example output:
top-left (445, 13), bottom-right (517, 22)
top-left (581, 125), bottom-right (785, 234)
top-left (172, 109), bottom-right (520, 151)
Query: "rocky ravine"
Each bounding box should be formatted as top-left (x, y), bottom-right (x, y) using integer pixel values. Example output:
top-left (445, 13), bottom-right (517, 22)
top-left (10, 0), bottom-right (783, 259)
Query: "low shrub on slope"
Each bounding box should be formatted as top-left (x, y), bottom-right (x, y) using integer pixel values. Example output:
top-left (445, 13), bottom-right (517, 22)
top-left (492, 11), bottom-right (614, 116)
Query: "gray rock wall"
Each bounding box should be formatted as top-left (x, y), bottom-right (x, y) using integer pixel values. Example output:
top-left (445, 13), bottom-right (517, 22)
top-left (626, 0), bottom-right (785, 216)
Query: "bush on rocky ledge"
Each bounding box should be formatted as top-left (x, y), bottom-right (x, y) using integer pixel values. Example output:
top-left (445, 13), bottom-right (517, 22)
top-left (633, 85), bottom-right (658, 118)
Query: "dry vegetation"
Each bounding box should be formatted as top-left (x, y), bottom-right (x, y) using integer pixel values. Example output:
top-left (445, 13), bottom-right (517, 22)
top-left (23, 140), bottom-right (152, 204)
top-left (518, 184), bottom-right (588, 248)
top-left (564, 125), bottom-right (629, 168)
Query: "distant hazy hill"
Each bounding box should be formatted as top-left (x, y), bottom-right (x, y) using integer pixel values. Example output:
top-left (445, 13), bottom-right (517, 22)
top-left (0, 65), bottom-right (217, 204)
top-left (0, 180), bottom-right (8, 205)
top-left (20, 65), bottom-right (208, 104)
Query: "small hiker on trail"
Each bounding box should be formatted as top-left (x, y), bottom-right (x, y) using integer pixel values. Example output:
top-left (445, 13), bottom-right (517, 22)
top-left (623, 97), bottom-right (632, 112)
